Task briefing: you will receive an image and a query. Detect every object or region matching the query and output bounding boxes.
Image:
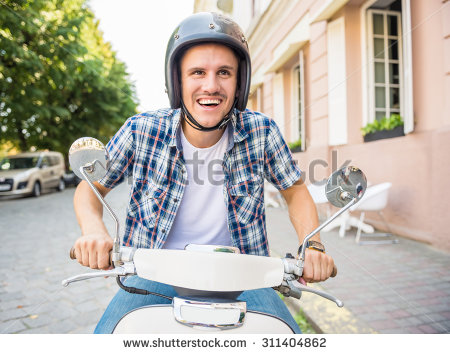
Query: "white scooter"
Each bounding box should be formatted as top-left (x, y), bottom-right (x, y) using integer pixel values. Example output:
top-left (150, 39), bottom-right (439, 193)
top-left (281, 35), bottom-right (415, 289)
top-left (62, 137), bottom-right (367, 334)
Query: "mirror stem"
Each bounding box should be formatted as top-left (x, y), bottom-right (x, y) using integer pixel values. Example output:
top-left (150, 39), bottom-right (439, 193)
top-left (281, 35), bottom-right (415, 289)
top-left (80, 161), bottom-right (121, 265)
top-left (297, 197), bottom-right (358, 269)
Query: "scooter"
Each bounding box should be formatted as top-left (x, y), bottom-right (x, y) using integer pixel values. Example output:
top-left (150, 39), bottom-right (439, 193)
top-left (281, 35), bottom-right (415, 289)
top-left (62, 137), bottom-right (367, 333)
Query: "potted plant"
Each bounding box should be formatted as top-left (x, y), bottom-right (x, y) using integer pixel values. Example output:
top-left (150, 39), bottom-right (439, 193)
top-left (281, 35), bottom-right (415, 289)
top-left (288, 139), bottom-right (302, 153)
top-left (361, 114), bottom-right (404, 142)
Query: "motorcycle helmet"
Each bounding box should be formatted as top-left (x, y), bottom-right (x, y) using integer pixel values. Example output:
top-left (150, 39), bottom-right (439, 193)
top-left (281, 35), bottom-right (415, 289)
top-left (165, 12), bottom-right (251, 131)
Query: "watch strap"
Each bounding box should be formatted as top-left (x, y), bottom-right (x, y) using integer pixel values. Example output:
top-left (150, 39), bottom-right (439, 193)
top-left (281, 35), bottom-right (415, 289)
top-left (297, 240), bottom-right (325, 256)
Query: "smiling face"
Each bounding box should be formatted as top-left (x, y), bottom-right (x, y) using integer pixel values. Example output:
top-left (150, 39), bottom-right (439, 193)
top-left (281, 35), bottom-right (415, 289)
top-left (180, 43), bottom-right (238, 129)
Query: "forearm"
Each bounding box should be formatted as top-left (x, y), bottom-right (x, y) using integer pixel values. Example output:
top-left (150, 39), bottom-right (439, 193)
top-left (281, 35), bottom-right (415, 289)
top-left (280, 180), bottom-right (335, 282)
top-left (73, 180), bottom-right (109, 236)
top-left (281, 181), bottom-right (321, 244)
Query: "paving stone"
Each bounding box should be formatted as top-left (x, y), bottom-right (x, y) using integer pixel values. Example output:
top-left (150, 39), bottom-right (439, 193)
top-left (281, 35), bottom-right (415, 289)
top-left (52, 305), bottom-right (79, 321)
top-left (47, 318), bottom-right (80, 334)
top-left (0, 319), bottom-right (27, 334)
top-left (379, 327), bottom-right (410, 334)
top-left (22, 313), bottom-right (55, 329)
top-left (418, 324), bottom-right (439, 334)
top-left (0, 292), bottom-right (25, 302)
top-left (441, 311), bottom-right (450, 320)
top-left (0, 298), bottom-right (33, 312)
top-left (404, 326), bottom-right (425, 333)
top-left (73, 309), bottom-right (104, 327)
top-left (419, 313), bottom-right (446, 323)
top-left (395, 316), bottom-right (424, 327)
top-left (358, 312), bottom-right (388, 322)
top-left (430, 322), bottom-right (449, 333)
top-left (368, 319), bottom-right (400, 330)
top-left (69, 325), bottom-right (95, 334)
top-left (1, 307), bottom-right (28, 321)
top-left (18, 325), bottom-right (50, 334)
top-left (75, 300), bottom-right (101, 313)
top-left (389, 309), bottom-right (410, 319)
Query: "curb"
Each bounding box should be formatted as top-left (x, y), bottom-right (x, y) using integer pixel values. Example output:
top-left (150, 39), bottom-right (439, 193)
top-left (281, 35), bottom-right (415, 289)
top-left (282, 283), bottom-right (377, 334)
top-left (271, 249), bottom-right (376, 334)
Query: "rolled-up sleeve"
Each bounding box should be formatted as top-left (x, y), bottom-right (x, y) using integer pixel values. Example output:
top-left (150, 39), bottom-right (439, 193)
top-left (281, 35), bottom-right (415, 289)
top-left (263, 119), bottom-right (302, 190)
top-left (98, 118), bottom-right (135, 189)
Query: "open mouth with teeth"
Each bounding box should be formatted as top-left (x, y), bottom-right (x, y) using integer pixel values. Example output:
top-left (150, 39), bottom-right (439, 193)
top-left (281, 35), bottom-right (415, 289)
top-left (197, 98), bottom-right (222, 109)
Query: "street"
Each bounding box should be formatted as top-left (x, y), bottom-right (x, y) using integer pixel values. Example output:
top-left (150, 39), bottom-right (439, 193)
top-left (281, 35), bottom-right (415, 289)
top-left (0, 183), bottom-right (131, 333)
top-left (1, 182), bottom-right (449, 334)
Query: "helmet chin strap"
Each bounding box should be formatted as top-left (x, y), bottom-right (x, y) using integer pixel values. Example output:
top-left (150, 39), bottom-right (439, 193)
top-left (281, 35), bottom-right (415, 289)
top-left (181, 99), bottom-right (236, 132)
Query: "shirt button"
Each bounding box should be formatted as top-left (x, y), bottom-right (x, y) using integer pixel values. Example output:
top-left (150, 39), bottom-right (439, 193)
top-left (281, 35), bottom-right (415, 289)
top-left (173, 198), bottom-right (178, 203)
top-left (162, 229), bottom-right (166, 233)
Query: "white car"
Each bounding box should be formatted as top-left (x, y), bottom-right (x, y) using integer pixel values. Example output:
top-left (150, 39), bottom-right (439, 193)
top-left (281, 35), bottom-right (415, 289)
top-left (0, 151), bottom-right (66, 197)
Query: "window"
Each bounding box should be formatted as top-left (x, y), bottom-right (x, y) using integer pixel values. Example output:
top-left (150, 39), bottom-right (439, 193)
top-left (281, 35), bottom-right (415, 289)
top-left (368, 10), bottom-right (402, 121)
top-left (40, 156), bottom-right (50, 168)
top-left (291, 51), bottom-right (305, 151)
top-left (361, 0), bottom-right (414, 133)
top-left (327, 17), bottom-right (347, 146)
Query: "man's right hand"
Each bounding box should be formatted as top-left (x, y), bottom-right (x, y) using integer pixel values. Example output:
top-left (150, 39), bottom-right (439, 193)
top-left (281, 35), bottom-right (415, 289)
top-left (73, 233), bottom-right (113, 270)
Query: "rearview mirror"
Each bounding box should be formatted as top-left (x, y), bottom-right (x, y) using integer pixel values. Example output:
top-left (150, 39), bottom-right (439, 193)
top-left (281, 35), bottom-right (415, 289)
top-left (68, 137), bottom-right (108, 182)
top-left (325, 166), bottom-right (367, 208)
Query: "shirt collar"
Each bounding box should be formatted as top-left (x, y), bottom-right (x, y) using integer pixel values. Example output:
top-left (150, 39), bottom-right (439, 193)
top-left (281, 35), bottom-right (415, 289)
top-left (166, 109), bottom-right (249, 151)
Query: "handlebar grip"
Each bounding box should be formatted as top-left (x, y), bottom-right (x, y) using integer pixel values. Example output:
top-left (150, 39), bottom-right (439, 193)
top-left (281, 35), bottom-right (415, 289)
top-left (331, 265), bottom-right (337, 277)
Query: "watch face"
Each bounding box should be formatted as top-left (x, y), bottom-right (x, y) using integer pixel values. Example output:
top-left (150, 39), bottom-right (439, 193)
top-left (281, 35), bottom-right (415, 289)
top-left (308, 241), bottom-right (325, 252)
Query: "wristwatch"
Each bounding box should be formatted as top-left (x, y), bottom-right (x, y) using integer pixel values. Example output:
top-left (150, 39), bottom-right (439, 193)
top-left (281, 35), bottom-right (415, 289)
top-left (297, 240), bottom-right (325, 256)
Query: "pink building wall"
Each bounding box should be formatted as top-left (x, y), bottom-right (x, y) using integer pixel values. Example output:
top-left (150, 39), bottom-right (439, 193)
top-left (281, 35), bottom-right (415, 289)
top-left (248, 0), bottom-right (450, 251)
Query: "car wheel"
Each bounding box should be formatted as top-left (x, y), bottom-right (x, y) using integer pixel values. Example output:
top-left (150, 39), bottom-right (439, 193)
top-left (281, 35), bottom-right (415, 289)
top-left (32, 182), bottom-right (41, 197)
top-left (57, 178), bottom-right (65, 191)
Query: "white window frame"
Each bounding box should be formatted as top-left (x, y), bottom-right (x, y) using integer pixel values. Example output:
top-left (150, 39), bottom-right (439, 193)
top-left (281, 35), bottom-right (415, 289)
top-left (361, 0), bottom-right (414, 133)
top-left (367, 9), bottom-right (403, 122)
top-left (291, 50), bottom-right (305, 151)
top-left (273, 72), bottom-right (285, 134)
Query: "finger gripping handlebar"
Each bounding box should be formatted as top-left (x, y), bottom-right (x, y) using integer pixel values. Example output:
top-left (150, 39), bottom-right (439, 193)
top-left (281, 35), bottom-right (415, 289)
top-left (69, 247), bottom-right (112, 265)
top-left (331, 265), bottom-right (337, 278)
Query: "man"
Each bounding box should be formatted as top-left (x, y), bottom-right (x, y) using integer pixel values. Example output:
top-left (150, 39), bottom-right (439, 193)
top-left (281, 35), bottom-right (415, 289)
top-left (73, 12), bottom-right (335, 333)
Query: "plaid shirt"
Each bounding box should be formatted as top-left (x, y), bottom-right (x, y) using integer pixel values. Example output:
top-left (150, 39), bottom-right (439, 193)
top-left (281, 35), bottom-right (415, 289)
top-left (99, 108), bottom-right (302, 256)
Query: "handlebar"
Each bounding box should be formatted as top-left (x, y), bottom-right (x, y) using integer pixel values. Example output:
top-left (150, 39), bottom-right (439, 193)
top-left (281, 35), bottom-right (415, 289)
top-left (69, 246), bottom-right (135, 264)
top-left (65, 246), bottom-right (342, 306)
top-left (69, 246), bottom-right (337, 278)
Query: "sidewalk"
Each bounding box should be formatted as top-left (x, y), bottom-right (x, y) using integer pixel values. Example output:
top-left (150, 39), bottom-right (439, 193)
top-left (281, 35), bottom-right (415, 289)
top-left (266, 207), bottom-right (450, 334)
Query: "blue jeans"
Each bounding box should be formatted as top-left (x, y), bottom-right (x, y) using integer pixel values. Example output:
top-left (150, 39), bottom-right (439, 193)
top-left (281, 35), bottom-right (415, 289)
top-left (94, 276), bottom-right (301, 333)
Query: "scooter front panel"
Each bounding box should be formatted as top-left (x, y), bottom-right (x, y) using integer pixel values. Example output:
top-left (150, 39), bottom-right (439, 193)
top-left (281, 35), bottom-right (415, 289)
top-left (112, 305), bottom-right (295, 334)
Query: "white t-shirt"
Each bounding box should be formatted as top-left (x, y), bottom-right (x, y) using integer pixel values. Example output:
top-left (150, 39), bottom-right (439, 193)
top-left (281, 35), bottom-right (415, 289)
top-left (163, 127), bottom-right (231, 250)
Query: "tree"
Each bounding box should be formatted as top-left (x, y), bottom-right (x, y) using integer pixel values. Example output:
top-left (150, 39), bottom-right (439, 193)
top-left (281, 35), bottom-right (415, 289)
top-left (0, 0), bottom-right (138, 157)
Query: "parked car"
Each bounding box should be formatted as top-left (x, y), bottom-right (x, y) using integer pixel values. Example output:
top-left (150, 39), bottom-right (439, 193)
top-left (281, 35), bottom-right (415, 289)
top-left (0, 151), bottom-right (66, 197)
top-left (63, 170), bottom-right (82, 187)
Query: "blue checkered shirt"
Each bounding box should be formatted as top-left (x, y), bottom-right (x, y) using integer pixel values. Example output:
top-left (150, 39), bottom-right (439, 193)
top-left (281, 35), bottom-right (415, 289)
top-left (99, 108), bottom-right (302, 256)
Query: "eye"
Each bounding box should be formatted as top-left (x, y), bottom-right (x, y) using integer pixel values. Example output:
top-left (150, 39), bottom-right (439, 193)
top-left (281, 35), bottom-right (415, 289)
top-left (192, 70), bottom-right (204, 76)
top-left (218, 69), bottom-right (231, 76)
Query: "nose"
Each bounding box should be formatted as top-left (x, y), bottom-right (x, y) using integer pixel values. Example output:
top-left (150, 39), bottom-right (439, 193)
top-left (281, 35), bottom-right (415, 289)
top-left (201, 72), bottom-right (220, 94)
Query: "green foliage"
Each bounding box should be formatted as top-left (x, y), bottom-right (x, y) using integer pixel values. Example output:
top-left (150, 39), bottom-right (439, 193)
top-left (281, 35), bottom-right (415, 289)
top-left (278, 293), bottom-right (316, 333)
top-left (288, 138), bottom-right (302, 152)
top-left (0, 0), bottom-right (138, 158)
top-left (294, 308), bottom-right (316, 334)
top-left (361, 114), bottom-right (403, 136)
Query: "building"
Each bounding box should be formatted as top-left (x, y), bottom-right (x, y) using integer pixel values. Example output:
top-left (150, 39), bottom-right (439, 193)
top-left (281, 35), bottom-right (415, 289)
top-left (194, 0), bottom-right (450, 251)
